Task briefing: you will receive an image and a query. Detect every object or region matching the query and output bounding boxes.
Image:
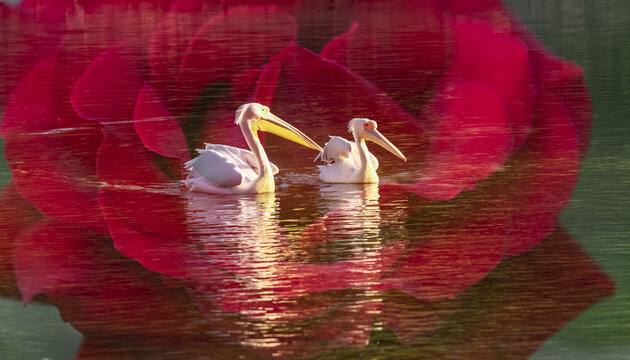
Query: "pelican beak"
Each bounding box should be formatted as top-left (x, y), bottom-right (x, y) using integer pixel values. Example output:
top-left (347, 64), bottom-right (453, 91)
top-left (255, 111), bottom-right (323, 152)
top-left (365, 128), bottom-right (407, 162)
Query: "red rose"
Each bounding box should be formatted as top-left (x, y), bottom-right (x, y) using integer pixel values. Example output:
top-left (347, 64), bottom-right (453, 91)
top-left (0, 186), bottom-right (614, 358)
top-left (0, 0), bottom-right (611, 358)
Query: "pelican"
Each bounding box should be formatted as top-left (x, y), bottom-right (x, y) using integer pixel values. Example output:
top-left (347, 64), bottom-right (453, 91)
top-left (315, 118), bottom-right (406, 183)
top-left (182, 103), bottom-right (322, 194)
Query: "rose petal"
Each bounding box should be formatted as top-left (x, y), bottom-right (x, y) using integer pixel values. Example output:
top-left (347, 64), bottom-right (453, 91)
top-left (12, 218), bottom-right (206, 340)
top-left (148, 0), bottom-right (222, 110)
top-left (71, 40), bottom-right (148, 122)
top-left (379, 290), bottom-right (462, 345)
top-left (0, 56), bottom-right (107, 233)
top-left (523, 33), bottom-right (592, 161)
top-left (0, 1), bottom-right (67, 106)
top-left (548, 62), bottom-right (591, 162)
top-left (320, 0), bottom-right (447, 115)
top-left (99, 190), bottom-right (216, 282)
top-left (408, 80), bottom-right (512, 200)
top-left (253, 56), bottom-right (280, 106)
top-left (18, 0), bottom-right (79, 24)
top-left (319, 21), bottom-right (359, 68)
top-left (177, 5), bottom-right (297, 109)
top-left (380, 178), bottom-right (510, 301)
top-left (437, 20), bottom-right (535, 148)
top-left (430, 228), bottom-right (614, 358)
top-left (96, 125), bottom-right (188, 245)
top-left (134, 83), bottom-right (191, 162)
top-left (13, 219), bottom-right (79, 304)
top-left (200, 68), bottom-right (265, 151)
top-left (51, 35), bottom-right (105, 178)
top-left (502, 90), bottom-right (580, 257)
top-left (53, 35), bottom-right (102, 129)
top-left (0, 56), bottom-right (58, 135)
top-left (0, 183), bottom-right (42, 299)
top-left (95, 123), bottom-right (242, 291)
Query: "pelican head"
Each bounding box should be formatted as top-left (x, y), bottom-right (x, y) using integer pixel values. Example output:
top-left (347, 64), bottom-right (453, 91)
top-left (235, 103), bottom-right (322, 152)
top-left (348, 118), bottom-right (406, 162)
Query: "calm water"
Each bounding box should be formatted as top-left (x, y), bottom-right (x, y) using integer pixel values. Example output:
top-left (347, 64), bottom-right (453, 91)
top-left (0, 0), bottom-right (628, 359)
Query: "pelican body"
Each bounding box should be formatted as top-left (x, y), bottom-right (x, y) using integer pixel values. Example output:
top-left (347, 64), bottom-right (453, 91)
top-left (316, 118), bottom-right (406, 183)
top-left (182, 103), bottom-right (322, 194)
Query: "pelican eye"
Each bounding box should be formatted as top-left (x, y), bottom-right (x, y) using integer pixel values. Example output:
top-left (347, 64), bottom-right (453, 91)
top-left (363, 122), bottom-right (376, 130)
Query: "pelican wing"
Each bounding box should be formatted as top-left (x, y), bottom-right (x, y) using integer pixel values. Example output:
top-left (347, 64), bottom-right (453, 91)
top-left (316, 136), bottom-right (378, 169)
top-left (318, 136), bottom-right (353, 163)
top-left (185, 148), bottom-right (244, 188)
top-left (203, 144), bottom-right (279, 175)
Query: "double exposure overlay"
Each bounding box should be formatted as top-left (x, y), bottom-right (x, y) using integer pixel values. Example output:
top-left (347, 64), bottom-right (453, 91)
top-left (0, 0), bottom-right (614, 358)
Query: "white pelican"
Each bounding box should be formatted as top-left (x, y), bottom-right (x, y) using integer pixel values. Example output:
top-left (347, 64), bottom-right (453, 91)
top-left (182, 103), bottom-right (322, 194)
top-left (315, 118), bottom-right (406, 183)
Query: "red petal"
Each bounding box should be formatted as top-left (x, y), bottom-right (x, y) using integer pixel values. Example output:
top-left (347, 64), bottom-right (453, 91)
top-left (12, 218), bottom-right (205, 339)
top-left (503, 90), bottom-right (580, 256)
top-left (438, 20), bottom-right (535, 149)
top-left (320, 0), bottom-right (447, 114)
top-left (177, 5), bottom-right (297, 109)
top-left (320, 21), bottom-right (359, 68)
top-left (52, 36), bottom-right (105, 169)
top-left (408, 80), bottom-right (512, 200)
top-left (435, 228), bottom-right (614, 358)
top-left (0, 1), bottom-right (67, 107)
top-left (96, 126), bottom-right (187, 243)
top-left (0, 183), bottom-right (42, 299)
top-left (380, 180), bottom-right (510, 301)
top-left (99, 190), bottom-right (220, 282)
top-left (53, 35), bottom-right (102, 128)
top-left (549, 63), bottom-right (591, 162)
top-left (523, 33), bottom-right (592, 162)
top-left (71, 40), bottom-right (148, 122)
top-left (0, 56), bottom-right (58, 135)
top-left (196, 68), bottom-right (265, 151)
top-left (379, 290), bottom-right (462, 344)
top-left (148, 0), bottom-right (223, 109)
top-left (253, 57), bottom-right (281, 106)
top-left (95, 123), bottom-right (239, 290)
top-left (13, 219), bottom-right (78, 304)
top-left (134, 84), bottom-right (190, 162)
top-left (1, 56), bottom-right (107, 233)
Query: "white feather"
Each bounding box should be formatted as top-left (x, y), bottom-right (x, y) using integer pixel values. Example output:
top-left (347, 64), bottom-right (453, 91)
top-left (316, 136), bottom-right (378, 183)
top-left (182, 144), bottom-right (279, 193)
